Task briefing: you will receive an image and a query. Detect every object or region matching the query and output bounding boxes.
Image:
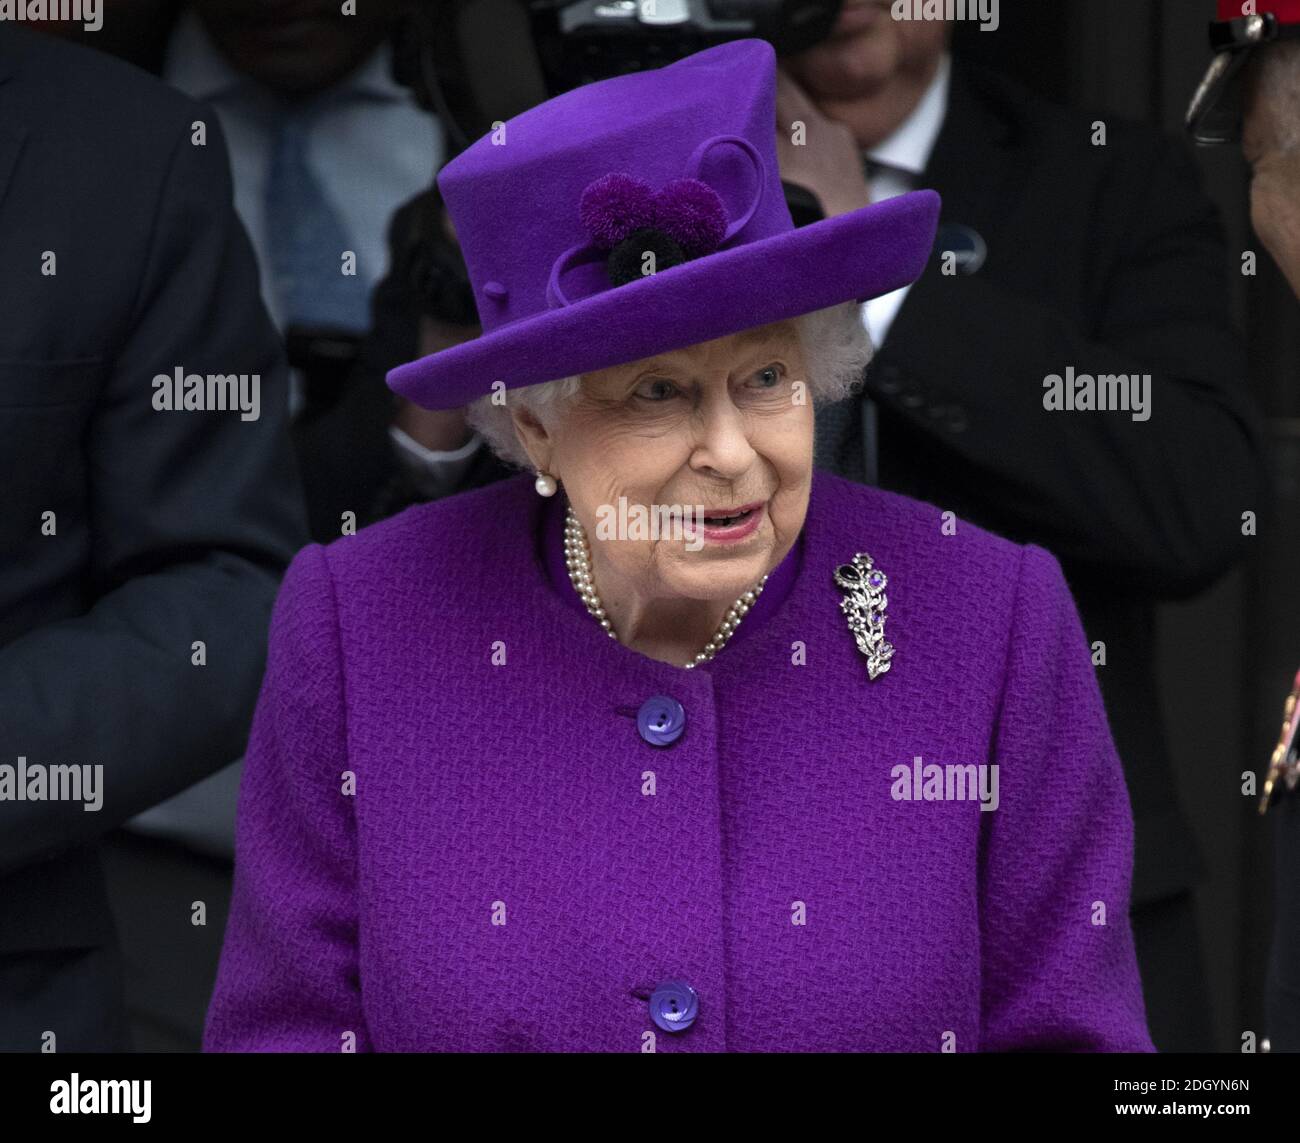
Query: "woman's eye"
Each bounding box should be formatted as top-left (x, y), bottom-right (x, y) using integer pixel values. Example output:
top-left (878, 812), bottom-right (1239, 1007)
top-left (633, 378), bottom-right (679, 402)
top-left (749, 364), bottom-right (785, 388)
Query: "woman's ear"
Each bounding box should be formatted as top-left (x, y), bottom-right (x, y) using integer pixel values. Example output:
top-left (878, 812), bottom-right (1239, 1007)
top-left (509, 401), bottom-right (553, 474)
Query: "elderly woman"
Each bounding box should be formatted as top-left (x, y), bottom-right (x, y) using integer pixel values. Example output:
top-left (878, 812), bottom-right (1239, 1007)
top-left (204, 39), bottom-right (1153, 1052)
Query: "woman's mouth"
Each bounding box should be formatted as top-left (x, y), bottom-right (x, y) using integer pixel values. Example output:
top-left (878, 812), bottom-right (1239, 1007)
top-left (703, 508), bottom-right (752, 527)
top-left (698, 501), bottom-right (765, 543)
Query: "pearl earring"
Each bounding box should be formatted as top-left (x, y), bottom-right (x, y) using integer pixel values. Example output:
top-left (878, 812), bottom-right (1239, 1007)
top-left (534, 472), bottom-right (558, 497)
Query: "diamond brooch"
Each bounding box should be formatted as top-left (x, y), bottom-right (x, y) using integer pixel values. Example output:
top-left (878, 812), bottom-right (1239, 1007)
top-left (833, 553), bottom-right (894, 681)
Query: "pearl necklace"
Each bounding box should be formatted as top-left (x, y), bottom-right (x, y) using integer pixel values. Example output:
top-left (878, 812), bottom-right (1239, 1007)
top-left (563, 506), bottom-right (769, 669)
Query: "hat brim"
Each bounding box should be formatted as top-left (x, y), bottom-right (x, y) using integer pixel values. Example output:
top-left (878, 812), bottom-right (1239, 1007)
top-left (387, 189), bottom-right (941, 410)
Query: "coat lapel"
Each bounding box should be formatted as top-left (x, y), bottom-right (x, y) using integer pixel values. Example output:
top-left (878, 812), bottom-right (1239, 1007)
top-left (921, 60), bottom-right (1014, 227)
top-left (890, 60), bottom-right (1014, 331)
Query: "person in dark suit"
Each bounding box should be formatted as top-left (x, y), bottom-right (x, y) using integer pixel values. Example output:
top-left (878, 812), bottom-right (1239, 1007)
top-left (775, 11), bottom-right (1269, 1050)
top-left (0, 25), bottom-right (306, 1050)
top-left (1186, 0), bottom-right (1300, 1053)
top-left (292, 185), bottom-right (516, 540)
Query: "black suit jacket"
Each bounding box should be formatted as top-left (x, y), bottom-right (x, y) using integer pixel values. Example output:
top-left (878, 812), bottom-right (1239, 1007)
top-left (0, 28), bottom-right (307, 1047)
top-left (815, 60), bottom-right (1269, 906)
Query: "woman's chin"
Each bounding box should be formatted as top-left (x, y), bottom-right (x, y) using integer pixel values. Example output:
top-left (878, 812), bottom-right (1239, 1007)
top-left (663, 552), bottom-right (772, 604)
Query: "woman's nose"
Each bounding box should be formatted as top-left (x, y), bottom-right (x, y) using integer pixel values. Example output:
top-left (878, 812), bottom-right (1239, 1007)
top-left (689, 398), bottom-right (756, 477)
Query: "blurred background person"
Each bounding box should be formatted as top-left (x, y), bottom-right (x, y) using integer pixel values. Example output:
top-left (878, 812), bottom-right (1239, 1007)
top-left (160, 2), bottom-right (490, 544)
top-left (302, 185), bottom-right (515, 529)
top-left (0, 24), bottom-right (305, 1050)
top-left (24, 9), bottom-right (470, 1050)
top-left (161, 0), bottom-right (440, 420)
top-left (30, 0), bottom-right (461, 536)
top-left (1186, 0), bottom-right (1300, 1053)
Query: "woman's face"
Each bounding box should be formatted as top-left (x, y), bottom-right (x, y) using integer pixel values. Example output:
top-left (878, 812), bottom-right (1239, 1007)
top-left (513, 319), bottom-right (814, 606)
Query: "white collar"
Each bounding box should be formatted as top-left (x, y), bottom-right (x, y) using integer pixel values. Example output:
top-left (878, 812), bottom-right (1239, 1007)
top-left (866, 52), bottom-right (951, 175)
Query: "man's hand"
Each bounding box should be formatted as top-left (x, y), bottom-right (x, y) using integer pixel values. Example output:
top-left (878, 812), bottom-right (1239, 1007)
top-left (774, 66), bottom-right (873, 219)
top-left (1250, 147), bottom-right (1300, 300)
top-left (393, 399), bottom-right (473, 452)
top-left (392, 312), bottom-right (479, 451)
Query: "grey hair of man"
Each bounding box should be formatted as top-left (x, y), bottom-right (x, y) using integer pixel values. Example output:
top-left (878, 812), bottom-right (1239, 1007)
top-left (465, 300), bottom-right (874, 469)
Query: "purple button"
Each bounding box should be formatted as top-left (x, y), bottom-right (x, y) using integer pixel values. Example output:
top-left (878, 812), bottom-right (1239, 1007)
top-left (636, 695), bottom-right (685, 747)
top-left (649, 979), bottom-right (698, 1033)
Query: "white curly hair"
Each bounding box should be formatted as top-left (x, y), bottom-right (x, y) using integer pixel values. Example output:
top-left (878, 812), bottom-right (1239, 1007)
top-left (465, 300), bottom-right (873, 470)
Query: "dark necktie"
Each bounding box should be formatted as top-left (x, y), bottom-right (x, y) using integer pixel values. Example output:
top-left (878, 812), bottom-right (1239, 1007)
top-left (264, 103), bottom-right (370, 331)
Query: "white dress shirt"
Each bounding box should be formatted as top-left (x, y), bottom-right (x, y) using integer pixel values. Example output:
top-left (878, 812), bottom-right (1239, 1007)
top-left (861, 52), bottom-right (951, 348)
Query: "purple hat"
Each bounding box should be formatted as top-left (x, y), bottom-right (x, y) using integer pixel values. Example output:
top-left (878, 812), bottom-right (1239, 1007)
top-left (387, 38), bottom-right (941, 410)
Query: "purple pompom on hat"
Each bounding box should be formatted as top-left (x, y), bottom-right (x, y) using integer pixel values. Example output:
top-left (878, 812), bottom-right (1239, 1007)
top-left (579, 173), bottom-right (657, 249)
top-left (580, 172), bottom-right (728, 257)
top-left (652, 178), bottom-right (729, 253)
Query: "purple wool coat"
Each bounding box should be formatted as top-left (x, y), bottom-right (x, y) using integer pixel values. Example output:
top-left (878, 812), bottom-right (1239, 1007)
top-left (203, 469), bottom-right (1155, 1052)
